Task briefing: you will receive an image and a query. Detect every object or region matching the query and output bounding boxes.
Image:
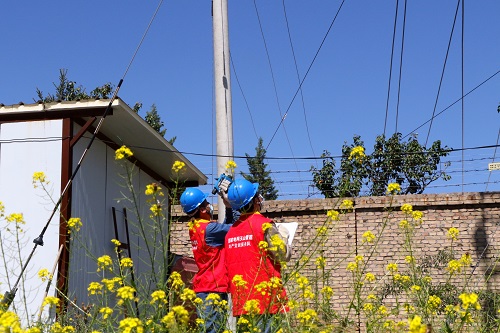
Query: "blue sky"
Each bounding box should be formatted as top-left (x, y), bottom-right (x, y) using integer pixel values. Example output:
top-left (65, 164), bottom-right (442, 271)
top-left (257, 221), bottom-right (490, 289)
top-left (1, 1), bottom-right (499, 199)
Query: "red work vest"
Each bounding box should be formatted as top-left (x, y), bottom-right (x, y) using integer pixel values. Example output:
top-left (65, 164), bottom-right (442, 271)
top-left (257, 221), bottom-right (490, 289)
top-left (189, 219), bottom-right (228, 293)
top-left (225, 213), bottom-right (288, 316)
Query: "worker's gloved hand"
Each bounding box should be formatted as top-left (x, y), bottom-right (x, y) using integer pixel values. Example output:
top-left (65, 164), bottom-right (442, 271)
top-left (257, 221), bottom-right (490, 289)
top-left (218, 178), bottom-right (232, 193)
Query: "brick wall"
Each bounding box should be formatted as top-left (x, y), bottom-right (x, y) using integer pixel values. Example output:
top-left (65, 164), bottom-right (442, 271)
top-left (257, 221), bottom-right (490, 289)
top-left (170, 191), bottom-right (500, 312)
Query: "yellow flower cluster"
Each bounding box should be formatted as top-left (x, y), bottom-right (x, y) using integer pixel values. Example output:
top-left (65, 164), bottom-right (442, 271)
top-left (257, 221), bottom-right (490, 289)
top-left (149, 203), bottom-right (162, 217)
top-left (386, 263), bottom-right (398, 273)
top-left (50, 322), bottom-right (76, 333)
top-left (102, 277), bottom-right (123, 291)
top-left (145, 183), bottom-right (164, 196)
top-left (315, 256), bottom-right (326, 269)
top-left (362, 230), bottom-right (375, 243)
top-left (427, 295), bottom-right (442, 310)
top-left (111, 239), bottom-right (121, 247)
top-left (326, 209), bottom-right (340, 221)
top-left (364, 273), bottom-right (376, 282)
top-left (99, 307), bottom-right (113, 319)
top-left (180, 288), bottom-right (197, 302)
top-left (296, 308), bottom-right (318, 326)
top-left (168, 271), bottom-right (184, 290)
top-left (119, 317), bottom-right (143, 333)
top-left (408, 315), bottom-right (426, 333)
top-left (320, 286), bottom-right (334, 299)
top-left (42, 296), bottom-right (59, 308)
top-left (401, 203), bottom-right (413, 213)
top-left (386, 182), bottom-right (401, 194)
top-left (116, 286), bottom-right (136, 305)
top-left (67, 217), bottom-right (82, 233)
top-left (459, 293), bottom-right (481, 310)
top-left (120, 257), bottom-right (134, 268)
top-left (97, 255), bottom-right (113, 272)
top-left (172, 161), bottom-right (186, 173)
top-left (262, 222), bottom-right (272, 232)
top-left (447, 227), bottom-right (459, 241)
top-left (32, 171), bottom-right (48, 187)
top-left (349, 146), bottom-right (365, 161)
top-left (6, 213), bottom-right (24, 224)
top-left (150, 290), bottom-right (167, 305)
top-left (243, 299), bottom-right (260, 315)
top-left (340, 199), bottom-right (353, 210)
top-left (161, 306), bottom-right (189, 327)
top-left (38, 268), bottom-right (53, 282)
top-left (225, 160), bottom-right (237, 173)
top-left (115, 145), bottom-right (133, 160)
top-left (232, 275), bottom-right (248, 288)
top-left (88, 282), bottom-right (103, 295)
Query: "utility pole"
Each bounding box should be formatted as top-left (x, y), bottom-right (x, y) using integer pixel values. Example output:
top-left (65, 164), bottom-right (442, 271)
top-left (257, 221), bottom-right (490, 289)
top-left (212, 0), bottom-right (234, 223)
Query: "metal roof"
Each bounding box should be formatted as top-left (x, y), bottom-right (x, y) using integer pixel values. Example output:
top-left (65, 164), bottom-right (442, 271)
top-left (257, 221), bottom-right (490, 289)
top-left (0, 99), bottom-right (207, 185)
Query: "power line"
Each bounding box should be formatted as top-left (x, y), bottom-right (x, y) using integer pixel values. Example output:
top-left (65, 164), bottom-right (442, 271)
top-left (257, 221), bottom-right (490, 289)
top-left (265, 0), bottom-right (347, 151)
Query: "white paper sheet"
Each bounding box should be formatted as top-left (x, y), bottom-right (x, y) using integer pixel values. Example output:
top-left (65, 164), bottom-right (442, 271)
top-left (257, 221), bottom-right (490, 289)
top-left (275, 222), bottom-right (298, 246)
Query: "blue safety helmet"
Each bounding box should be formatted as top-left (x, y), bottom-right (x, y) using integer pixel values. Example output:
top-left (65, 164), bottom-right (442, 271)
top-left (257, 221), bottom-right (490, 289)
top-left (180, 188), bottom-right (209, 214)
top-left (227, 179), bottom-right (259, 210)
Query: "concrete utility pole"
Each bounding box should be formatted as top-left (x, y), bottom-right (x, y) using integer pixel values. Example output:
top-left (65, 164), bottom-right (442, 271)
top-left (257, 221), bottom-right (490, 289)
top-left (212, 0), bottom-right (234, 223)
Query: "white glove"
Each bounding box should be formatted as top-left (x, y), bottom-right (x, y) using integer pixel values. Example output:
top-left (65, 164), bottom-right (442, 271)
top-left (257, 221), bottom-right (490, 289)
top-left (218, 178), bottom-right (232, 193)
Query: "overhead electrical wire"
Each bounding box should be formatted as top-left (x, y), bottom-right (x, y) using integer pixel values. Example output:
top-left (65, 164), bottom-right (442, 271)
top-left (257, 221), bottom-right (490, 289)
top-left (383, 0), bottom-right (400, 137)
top-left (404, 69), bottom-right (500, 140)
top-left (229, 55), bottom-right (259, 140)
top-left (252, 0), bottom-right (301, 194)
top-left (394, 0), bottom-right (407, 134)
top-left (265, 0), bottom-right (347, 151)
top-left (424, 0), bottom-right (461, 147)
top-left (281, 0), bottom-right (317, 164)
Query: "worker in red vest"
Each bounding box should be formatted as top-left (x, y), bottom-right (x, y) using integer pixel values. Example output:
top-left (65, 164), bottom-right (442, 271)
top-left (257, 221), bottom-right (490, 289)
top-left (225, 179), bottom-right (291, 333)
top-left (180, 186), bottom-right (237, 333)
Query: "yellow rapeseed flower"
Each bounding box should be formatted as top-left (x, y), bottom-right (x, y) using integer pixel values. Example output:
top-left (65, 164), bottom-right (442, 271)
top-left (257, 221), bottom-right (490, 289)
top-left (447, 227), bottom-right (459, 241)
top-left (225, 160), bottom-right (237, 173)
top-left (150, 290), bottom-right (167, 304)
top-left (172, 161), bottom-right (186, 173)
top-left (262, 223), bottom-right (272, 232)
top-left (362, 230), bottom-right (375, 243)
top-left (149, 203), bottom-right (162, 217)
top-left (97, 255), bottom-right (113, 272)
top-left (459, 293), bottom-right (481, 310)
top-left (161, 306), bottom-right (190, 327)
top-left (119, 317), bottom-right (143, 333)
top-left (364, 273), bottom-right (376, 282)
top-left (32, 171), bottom-right (48, 187)
top-left (111, 239), bottom-right (121, 247)
top-left (340, 199), bottom-right (353, 210)
top-left (387, 182), bottom-right (401, 194)
top-left (243, 299), bottom-right (261, 315)
top-left (88, 282), bottom-right (103, 295)
top-left (6, 213), bottom-right (25, 224)
top-left (326, 209), bottom-right (340, 221)
top-left (145, 183), bottom-right (164, 196)
top-left (168, 271), bottom-right (184, 290)
top-left (115, 145), bottom-right (133, 160)
top-left (349, 146), bottom-right (365, 161)
top-left (120, 257), bottom-right (134, 268)
top-left (401, 203), bottom-right (413, 213)
top-left (408, 315), bottom-right (426, 333)
top-left (296, 309), bottom-right (318, 326)
top-left (67, 217), bottom-right (82, 233)
top-left (315, 256), bottom-right (326, 269)
top-left (180, 288), bottom-right (197, 302)
top-left (42, 296), bottom-right (59, 308)
top-left (99, 307), bottom-right (113, 319)
top-left (386, 263), bottom-right (398, 273)
top-left (38, 268), bottom-right (53, 282)
top-left (320, 286), bottom-right (334, 299)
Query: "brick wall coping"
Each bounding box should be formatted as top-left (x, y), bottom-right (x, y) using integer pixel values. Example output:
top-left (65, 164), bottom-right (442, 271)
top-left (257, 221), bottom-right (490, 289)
top-left (171, 191), bottom-right (500, 217)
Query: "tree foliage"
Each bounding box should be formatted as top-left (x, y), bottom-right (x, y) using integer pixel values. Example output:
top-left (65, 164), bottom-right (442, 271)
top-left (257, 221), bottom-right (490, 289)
top-left (241, 137), bottom-right (278, 200)
top-left (35, 69), bottom-right (176, 145)
top-left (35, 69), bottom-right (112, 102)
top-left (133, 103), bottom-right (176, 145)
top-left (311, 133), bottom-right (452, 198)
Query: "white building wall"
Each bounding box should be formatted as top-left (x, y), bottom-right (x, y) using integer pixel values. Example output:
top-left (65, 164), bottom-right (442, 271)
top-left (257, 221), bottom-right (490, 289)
top-left (0, 120), bottom-right (62, 324)
top-left (68, 129), bottom-right (169, 310)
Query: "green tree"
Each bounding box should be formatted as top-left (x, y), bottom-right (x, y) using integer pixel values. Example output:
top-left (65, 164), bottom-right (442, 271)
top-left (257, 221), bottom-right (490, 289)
top-left (241, 137), bottom-right (278, 200)
top-left (36, 69), bottom-right (176, 145)
top-left (311, 133), bottom-right (451, 198)
top-left (35, 69), bottom-right (112, 102)
top-left (133, 103), bottom-right (176, 145)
